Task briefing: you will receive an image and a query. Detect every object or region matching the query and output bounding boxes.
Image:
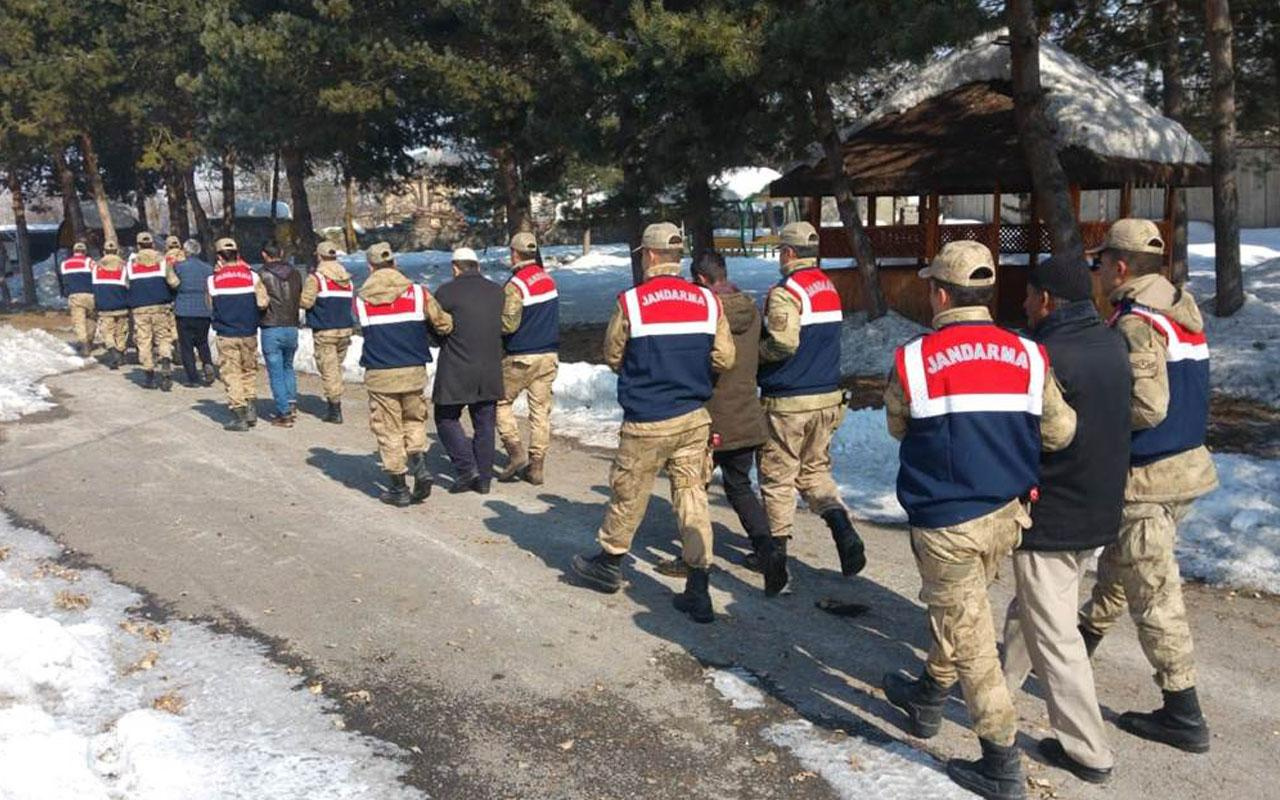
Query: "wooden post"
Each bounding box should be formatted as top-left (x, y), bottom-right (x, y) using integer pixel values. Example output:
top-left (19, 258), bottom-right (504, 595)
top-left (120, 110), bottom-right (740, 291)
top-left (990, 183), bottom-right (1002, 261)
top-left (1069, 184), bottom-right (1082, 222)
top-left (807, 197), bottom-right (822, 264)
top-left (1028, 193), bottom-right (1040, 267)
top-left (1120, 181), bottom-right (1134, 218)
top-left (866, 195), bottom-right (877, 227)
top-left (926, 194), bottom-right (941, 261)
top-left (1162, 183), bottom-right (1177, 272)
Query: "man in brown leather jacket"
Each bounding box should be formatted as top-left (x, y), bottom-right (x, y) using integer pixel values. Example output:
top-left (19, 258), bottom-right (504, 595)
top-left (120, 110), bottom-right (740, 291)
top-left (259, 240), bottom-right (303, 427)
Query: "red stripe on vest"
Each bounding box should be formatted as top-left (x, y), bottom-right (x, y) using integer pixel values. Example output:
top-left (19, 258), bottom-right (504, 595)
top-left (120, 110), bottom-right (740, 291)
top-left (909, 326), bottom-right (1043, 398)
top-left (515, 264), bottom-right (557, 297)
top-left (363, 285), bottom-right (425, 316)
top-left (622, 276), bottom-right (715, 325)
top-left (213, 263), bottom-right (255, 289)
top-left (784, 269), bottom-right (842, 314)
top-left (62, 255), bottom-right (92, 273)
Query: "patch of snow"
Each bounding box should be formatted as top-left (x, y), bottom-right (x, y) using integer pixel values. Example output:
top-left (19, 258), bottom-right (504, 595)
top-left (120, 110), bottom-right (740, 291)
top-left (4, 255), bottom-right (64, 308)
top-left (840, 312), bottom-right (928, 377)
top-left (715, 167), bottom-right (783, 202)
top-left (832, 410), bottom-right (907, 524)
top-left (0, 513), bottom-right (425, 800)
top-left (704, 667), bottom-right (766, 710)
top-left (1179, 453), bottom-right (1280, 594)
top-left (0, 324), bottom-right (85, 421)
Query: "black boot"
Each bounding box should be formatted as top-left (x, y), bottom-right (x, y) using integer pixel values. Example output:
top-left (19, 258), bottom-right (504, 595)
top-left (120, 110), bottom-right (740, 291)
top-left (408, 452), bottom-right (433, 504)
top-left (379, 473), bottom-right (412, 507)
top-left (1038, 738), bottom-right (1111, 784)
top-left (654, 556), bottom-right (690, 578)
top-left (324, 400), bottom-right (343, 424)
top-left (1117, 688), bottom-right (1210, 753)
top-left (883, 670), bottom-right (948, 738)
top-left (571, 551), bottom-right (624, 593)
top-left (946, 739), bottom-right (1026, 800)
top-left (449, 473), bottom-right (480, 494)
top-left (142, 370), bottom-right (156, 389)
top-left (158, 358), bottom-right (173, 392)
top-left (822, 508), bottom-right (867, 576)
top-left (672, 567), bottom-right (714, 624)
top-left (742, 535), bottom-right (770, 572)
top-left (761, 537), bottom-right (789, 596)
top-left (245, 401), bottom-right (258, 427)
top-left (224, 406), bottom-right (249, 432)
top-left (1079, 623), bottom-right (1103, 658)
top-left (106, 348), bottom-right (122, 370)
top-left (202, 363), bottom-right (216, 386)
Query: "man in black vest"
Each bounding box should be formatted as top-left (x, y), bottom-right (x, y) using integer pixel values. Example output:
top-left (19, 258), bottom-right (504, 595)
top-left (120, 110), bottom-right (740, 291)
top-left (433, 247), bottom-right (506, 494)
top-left (1001, 255), bottom-right (1131, 785)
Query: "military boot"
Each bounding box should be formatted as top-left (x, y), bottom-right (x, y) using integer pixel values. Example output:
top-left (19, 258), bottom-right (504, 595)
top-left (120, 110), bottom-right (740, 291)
top-left (245, 402), bottom-right (258, 427)
top-left (379, 473), bottom-right (412, 507)
top-left (408, 452), bottom-right (433, 504)
top-left (497, 439), bottom-right (528, 482)
top-left (324, 400), bottom-right (343, 424)
top-left (762, 537), bottom-right (789, 597)
top-left (1117, 688), bottom-right (1210, 753)
top-left (1079, 624), bottom-right (1103, 658)
top-left (672, 567), bottom-right (714, 624)
top-left (822, 508), bottom-right (867, 576)
top-left (883, 670), bottom-right (948, 738)
top-left (158, 358), bottom-right (173, 392)
top-left (105, 348), bottom-right (122, 370)
top-left (142, 370), bottom-right (157, 390)
top-left (571, 551), bottom-right (624, 593)
top-left (742, 536), bottom-right (770, 573)
top-left (224, 407), bottom-right (250, 432)
top-left (946, 739), bottom-right (1025, 800)
top-left (523, 454), bottom-right (545, 486)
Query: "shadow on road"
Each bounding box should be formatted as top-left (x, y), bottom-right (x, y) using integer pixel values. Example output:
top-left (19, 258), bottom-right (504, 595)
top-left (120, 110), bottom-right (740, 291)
top-left (307, 446), bottom-right (384, 499)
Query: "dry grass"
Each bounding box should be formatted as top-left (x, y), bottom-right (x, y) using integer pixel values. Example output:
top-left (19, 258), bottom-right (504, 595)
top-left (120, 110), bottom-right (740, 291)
top-left (53, 590), bottom-right (91, 610)
top-left (151, 691), bottom-right (185, 714)
top-left (119, 619), bottom-right (172, 643)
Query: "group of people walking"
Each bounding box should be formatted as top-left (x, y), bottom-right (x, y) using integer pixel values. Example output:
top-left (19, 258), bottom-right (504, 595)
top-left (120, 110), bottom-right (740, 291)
top-left (60, 216), bottom-right (1215, 800)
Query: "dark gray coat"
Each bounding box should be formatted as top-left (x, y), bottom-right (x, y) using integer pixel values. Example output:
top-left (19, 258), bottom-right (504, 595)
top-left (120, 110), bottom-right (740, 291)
top-left (432, 271), bottom-right (505, 405)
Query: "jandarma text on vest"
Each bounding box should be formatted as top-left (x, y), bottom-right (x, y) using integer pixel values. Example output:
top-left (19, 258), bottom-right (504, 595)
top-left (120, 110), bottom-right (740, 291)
top-left (926, 343), bottom-right (1030, 375)
top-left (640, 288), bottom-right (707, 307)
top-left (798, 278), bottom-right (836, 298)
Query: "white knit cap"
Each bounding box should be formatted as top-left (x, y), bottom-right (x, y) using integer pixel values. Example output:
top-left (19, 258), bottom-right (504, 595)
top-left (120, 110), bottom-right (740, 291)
top-left (452, 246), bottom-right (479, 263)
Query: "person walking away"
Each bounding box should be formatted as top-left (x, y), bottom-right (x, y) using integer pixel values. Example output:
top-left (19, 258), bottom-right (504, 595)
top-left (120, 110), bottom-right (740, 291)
top-left (125, 231), bottom-right (180, 390)
top-left (1000, 255), bottom-right (1131, 785)
top-left (570, 223), bottom-right (735, 624)
top-left (206, 238), bottom-right (269, 431)
top-left (356, 242), bottom-right (452, 505)
top-left (757, 222), bottom-right (866, 580)
top-left (60, 242), bottom-right (97, 357)
top-left (496, 232), bottom-right (560, 485)
top-left (259, 241), bottom-right (303, 427)
top-left (1078, 219), bottom-right (1218, 753)
top-left (300, 241), bottom-right (355, 423)
top-left (432, 247), bottom-right (506, 494)
top-left (164, 235), bottom-right (185, 267)
top-left (880, 241), bottom-right (1077, 800)
top-left (92, 241), bottom-right (130, 369)
top-left (172, 239), bottom-right (216, 387)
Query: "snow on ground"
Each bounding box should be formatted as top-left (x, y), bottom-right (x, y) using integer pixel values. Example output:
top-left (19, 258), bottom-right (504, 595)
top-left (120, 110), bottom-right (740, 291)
top-left (4, 255), bottom-right (65, 308)
top-left (1179, 453), bottom-right (1280, 595)
top-left (0, 325), bottom-right (85, 421)
top-left (840, 312), bottom-right (927, 377)
top-left (0, 512), bottom-right (424, 800)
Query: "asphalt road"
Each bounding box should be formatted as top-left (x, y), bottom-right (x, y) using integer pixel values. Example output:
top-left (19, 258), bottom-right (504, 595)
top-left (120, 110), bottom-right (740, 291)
top-left (1, 362), bottom-right (1276, 799)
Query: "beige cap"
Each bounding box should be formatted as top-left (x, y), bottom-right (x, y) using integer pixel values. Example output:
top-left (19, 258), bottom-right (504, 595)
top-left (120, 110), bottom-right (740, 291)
top-left (452, 246), bottom-right (479, 263)
top-left (634, 222), bottom-right (684, 252)
top-left (780, 221), bottom-right (820, 249)
top-left (165, 235), bottom-right (181, 249)
top-left (72, 241), bottom-right (87, 254)
top-left (918, 240), bottom-right (997, 287)
top-left (1087, 218), bottom-right (1165, 255)
top-left (316, 241), bottom-right (339, 259)
top-left (136, 231), bottom-right (154, 247)
top-left (367, 241), bottom-right (394, 266)
top-left (214, 237), bottom-right (238, 253)
top-left (509, 231), bottom-right (538, 253)
top-left (104, 240), bottom-right (119, 254)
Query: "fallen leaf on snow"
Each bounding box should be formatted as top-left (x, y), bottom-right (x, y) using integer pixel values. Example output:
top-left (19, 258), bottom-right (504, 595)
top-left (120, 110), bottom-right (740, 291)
top-left (0, 546), bottom-right (10, 561)
top-left (152, 691), bottom-right (185, 714)
top-left (308, 682), bottom-right (324, 695)
top-left (54, 590), bottom-right (91, 610)
top-left (32, 562), bottom-right (81, 582)
top-left (788, 770), bottom-right (817, 784)
top-left (124, 651), bottom-right (160, 675)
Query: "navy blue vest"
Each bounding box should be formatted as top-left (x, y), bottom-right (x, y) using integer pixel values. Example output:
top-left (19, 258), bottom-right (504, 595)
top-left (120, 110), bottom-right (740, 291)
top-left (60, 254), bottom-right (94, 295)
top-left (208, 263), bottom-right (261, 337)
top-left (126, 253), bottom-right (173, 308)
top-left (357, 284), bottom-right (434, 369)
top-left (758, 267), bottom-right (842, 398)
top-left (616, 275), bottom-right (718, 423)
top-left (504, 263), bottom-right (560, 355)
top-left (92, 260), bottom-right (129, 312)
top-left (307, 272), bottom-right (355, 331)
top-left (895, 322), bottom-right (1046, 528)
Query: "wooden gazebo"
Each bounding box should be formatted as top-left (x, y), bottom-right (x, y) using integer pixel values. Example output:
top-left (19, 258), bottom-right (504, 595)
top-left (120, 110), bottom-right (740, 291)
top-left (769, 33), bottom-right (1212, 323)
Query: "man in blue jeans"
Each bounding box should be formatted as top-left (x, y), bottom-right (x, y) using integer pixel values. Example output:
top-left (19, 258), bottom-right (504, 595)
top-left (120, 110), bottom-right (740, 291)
top-left (258, 241), bottom-right (303, 427)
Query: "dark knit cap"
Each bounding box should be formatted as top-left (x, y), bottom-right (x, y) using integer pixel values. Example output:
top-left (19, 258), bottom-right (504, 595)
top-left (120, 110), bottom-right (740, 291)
top-left (1030, 254), bottom-right (1093, 302)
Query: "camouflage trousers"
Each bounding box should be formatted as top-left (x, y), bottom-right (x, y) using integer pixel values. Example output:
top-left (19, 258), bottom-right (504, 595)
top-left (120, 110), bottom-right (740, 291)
top-left (313, 328), bottom-right (353, 402)
top-left (1080, 501), bottom-right (1197, 692)
top-left (913, 499), bottom-right (1029, 746)
top-left (368, 389), bottom-right (428, 475)
top-left (216, 335), bottom-right (259, 410)
top-left (597, 424), bottom-right (714, 569)
top-left (496, 353), bottom-right (558, 459)
top-left (98, 312), bottom-right (130, 352)
top-left (759, 404), bottom-right (846, 538)
top-left (68, 293), bottom-right (96, 349)
top-left (131, 306), bottom-right (176, 370)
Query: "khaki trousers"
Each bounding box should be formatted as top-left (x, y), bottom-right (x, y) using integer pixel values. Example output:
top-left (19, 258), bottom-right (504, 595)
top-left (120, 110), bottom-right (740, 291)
top-left (217, 335), bottom-right (259, 409)
top-left (913, 499), bottom-right (1028, 746)
top-left (597, 424), bottom-right (714, 569)
top-left (313, 328), bottom-right (353, 401)
top-left (759, 404), bottom-right (846, 537)
top-left (68, 293), bottom-right (96, 348)
top-left (131, 307), bottom-right (176, 370)
top-left (1080, 501), bottom-right (1197, 691)
top-left (98, 312), bottom-right (130, 352)
top-left (368, 390), bottom-right (429, 475)
top-left (1004, 549), bottom-right (1114, 770)
top-left (496, 353), bottom-right (558, 458)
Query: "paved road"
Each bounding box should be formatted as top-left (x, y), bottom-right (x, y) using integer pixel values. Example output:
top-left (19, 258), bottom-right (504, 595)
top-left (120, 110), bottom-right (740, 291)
top-left (1, 362), bottom-right (1276, 799)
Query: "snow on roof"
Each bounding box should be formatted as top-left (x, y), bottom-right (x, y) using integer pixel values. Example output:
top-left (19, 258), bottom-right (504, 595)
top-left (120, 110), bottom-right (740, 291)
top-left (844, 30), bottom-right (1208, 166)
top-left (715, 167), bottom-right (783, 201)
top-left (233, 199), bottom-right (291, 219)
top-left (410, 147), bottom-right (464, 168)
top-left (78, 201), bottom-right (139, 230)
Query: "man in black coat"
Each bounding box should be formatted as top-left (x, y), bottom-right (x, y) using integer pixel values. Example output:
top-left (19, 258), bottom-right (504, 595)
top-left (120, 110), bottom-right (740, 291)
top-left (432, 247), bottom-right (506, 494)
top-left (1001, 254), bottom-right (1132, 786)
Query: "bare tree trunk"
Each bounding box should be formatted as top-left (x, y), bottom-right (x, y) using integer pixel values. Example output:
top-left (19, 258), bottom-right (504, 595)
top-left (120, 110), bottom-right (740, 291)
top-left (1205, 0), bottom-right (1243, 316)
top-left (1008, 0), bottom-right (1085, 262)
top-left (8, 170), bottom-right (37, 306)
top-left (52, 146), bottom-right (87, 243)
top-left (79, 132), bottom-right (117, 245)
top-left (495, 146), bottom-right (532, 237)
top-left (269, 149), bottom-right (280, 227)
top-left (1160, 0), bottom-right (1190, 284)
top-left (811, 78), bottom-right (886, 318)
top-left (685, 174), bottom-right (716, 264)
top-left (281, 145), bottom-right (318, 260)
top-left (343, 170), bottom-right (359, 252)
top-left (164, 165), bottom-right (191, 241)
top-left (133, 170), bottom-right (150, 233)
top-left (184, 166), bottom-right (215, 258)
top-left (221, 149), bottom-right (236, 238)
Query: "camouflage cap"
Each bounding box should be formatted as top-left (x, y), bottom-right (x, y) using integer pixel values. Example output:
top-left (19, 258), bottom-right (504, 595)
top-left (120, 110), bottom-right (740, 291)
top-left (918, 240), bottom-right (997, 287)
top-left (214, 237), bottom-right (238, 254)
top-left (72, 241), bottom-right (87, 254)
top-left (165, 235), bottom-right (181, 250)
top-left (316, 241), bottom-right (340, 259)
top-left (104, 241), bottom-right (119, 254)
top-left (136, 231), bottom-right (154, 247)
top-left (509, 231), bottom-right (538, 253)
top-left (780, 221), bottom-right (820, 249)
top-left (1087, 218), bottom-right (1165, 256)
top-left (634, 222), bottom-right (684, 252)
top-left (367, 241), bottom-right (395, 266)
